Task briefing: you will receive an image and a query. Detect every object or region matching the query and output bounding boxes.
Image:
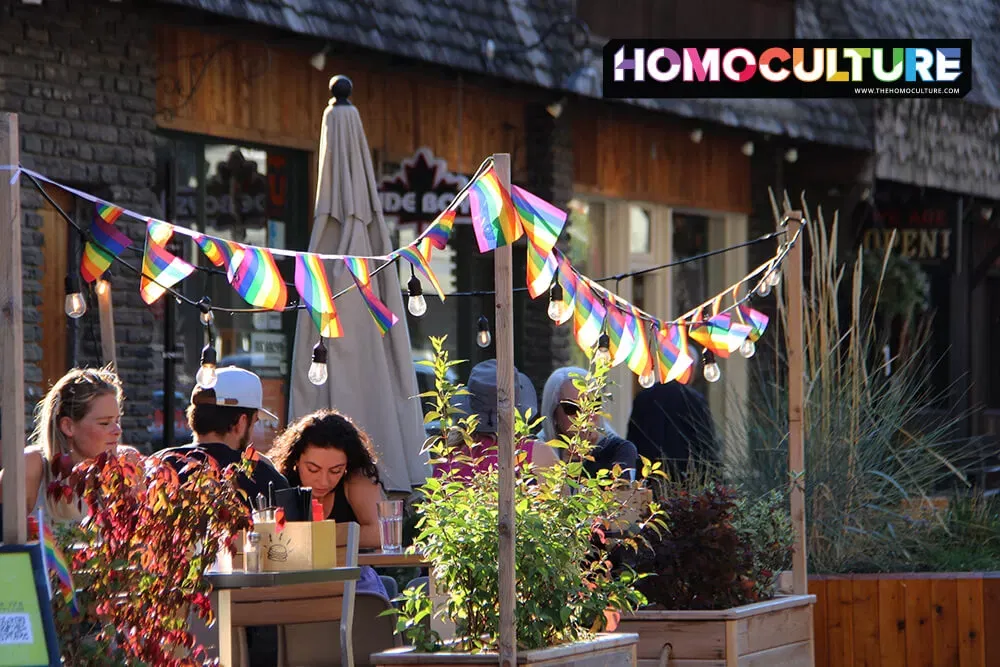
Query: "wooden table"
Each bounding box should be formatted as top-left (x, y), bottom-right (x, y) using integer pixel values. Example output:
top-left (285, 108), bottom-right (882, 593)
top-left (200, 567), bottom-right (362, 666)
top-left (358, 549), bottom-right (430, 568)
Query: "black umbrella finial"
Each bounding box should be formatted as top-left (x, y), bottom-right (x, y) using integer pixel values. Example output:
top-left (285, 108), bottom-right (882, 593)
top-left (329, 75), bottom-right (353, 106)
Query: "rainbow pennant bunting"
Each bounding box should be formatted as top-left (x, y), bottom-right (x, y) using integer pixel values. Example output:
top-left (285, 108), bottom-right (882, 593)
top-left (512, 184), bottom-right (566, 257)
top-left (688, 309), bottom-right (728, 357)
top-left (424, 209), bottom-right (456, 250)
top-left (344, 256), bottom-right (399, 336)
top-left (526, 237), bottom-right (559, 299)
top-left (81, 203), bottom-right (131, 283)
top-left (140, 221), bottom-right (195, 304)
top-left (231, 246), bottom-right (288, 311)
top-left (626, 308), bottom-right (652, 377)
top-left (468, 167), bottom-right (522, 253)
top-left (395, 242), bottom-right (445, 301)
top-left (572, 278), bottom-right (607, 351)
top-left (294, 254), bottom-right (342, 338)
top-left (737, 304), bottom-right (770, 341)
top-left (606, 300), bottom-right (636, 367)
top-left (194, 233), bottom-right (245, 281)
top-left (656, 324), bottom-right (695, 384)
top-left (38, 510), bottom-right (79, 617)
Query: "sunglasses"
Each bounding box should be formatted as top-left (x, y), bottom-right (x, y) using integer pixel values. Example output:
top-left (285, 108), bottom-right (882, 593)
top-left (558, 400), bottom-right (582, 417)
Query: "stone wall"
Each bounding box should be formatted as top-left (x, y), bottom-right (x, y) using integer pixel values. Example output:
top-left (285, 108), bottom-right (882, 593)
top-left (0, 0), bottom-right (157, 448)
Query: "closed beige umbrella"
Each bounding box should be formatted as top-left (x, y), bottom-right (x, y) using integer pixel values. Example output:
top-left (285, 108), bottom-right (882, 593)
top-left (289, 75), bottom-right (429, 492)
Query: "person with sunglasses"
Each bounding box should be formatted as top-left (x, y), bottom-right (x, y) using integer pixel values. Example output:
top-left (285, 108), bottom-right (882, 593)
top-left (540, 366), bottom-right (638, 476)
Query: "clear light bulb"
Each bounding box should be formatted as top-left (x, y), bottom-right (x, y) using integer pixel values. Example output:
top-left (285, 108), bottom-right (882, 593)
top-left (594, 334), bottom-right (612, 365)
top-left (195, 363), bottom-right (217, 389)
top-left (766, 269), bottom-right (782, 287)
top-left (65, 292), bottom-right (87, 318)
top-left (476, 316), bottom-right (491, 348)
top-left (547, 298), bottom-right (569, 322)
top-left (740, 338), bottom-right (757, 359)
top-left (408, 294), bottom-right (427, 317)
top-left (200, 309), bottom-right (214, 326)
top-left (756, 281), bottom-right (772, 298)
top-left (703, 360), bottom-right (722, 383)
top-left (639, 369), bottom-right (656, 388)
top-left (308, 361), bottom-right (329, 386)
top-left (407, 275), bottom-right (426, 317)
top-left (95, 279), bottom-right (110, 297)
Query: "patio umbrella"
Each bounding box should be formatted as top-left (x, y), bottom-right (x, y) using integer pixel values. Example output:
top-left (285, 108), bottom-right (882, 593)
top-left (289, 75), bottom-right (429, 492)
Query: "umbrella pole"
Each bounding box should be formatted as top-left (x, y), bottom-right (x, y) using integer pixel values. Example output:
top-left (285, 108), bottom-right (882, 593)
top-left (493, 153), bottom-right (517, 667)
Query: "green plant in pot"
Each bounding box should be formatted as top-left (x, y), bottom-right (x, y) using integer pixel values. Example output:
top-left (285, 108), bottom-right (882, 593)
top-left (381, 337), bottom-right (663, 664)
top-left (45, 445), bottom-right (255, 666)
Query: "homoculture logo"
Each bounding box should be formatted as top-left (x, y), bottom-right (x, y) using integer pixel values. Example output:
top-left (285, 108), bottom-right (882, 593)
top-left (603, 40), bottom-right (972, 99)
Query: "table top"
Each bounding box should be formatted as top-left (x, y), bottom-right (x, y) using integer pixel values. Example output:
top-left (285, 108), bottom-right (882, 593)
top-left (357, 549), bottom-right (430, 568)
top-left (206, 566), bottom-right (362, 590)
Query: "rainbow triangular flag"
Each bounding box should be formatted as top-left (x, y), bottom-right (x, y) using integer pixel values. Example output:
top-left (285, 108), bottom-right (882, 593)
top-left (424, 209), bottom-right (456, 250)
top-left (37, 509), bottom-right (79, 617)
top-left (606, 299), bottom-right (636, 367)
top-left (231, 246), bottom-right (288, 311)
top-left (626, 309), bottom-right (652, 377)
top-left (194, 233), bottom-right (245, 281)
top-left (468, 167), bottom-right (522, 253)
top-left (140, 221), bottom-right (195, 304)
top-left (512, 185), bottom-right (566, 257)
top-left (737, 304), bottom-right (769, 341)
top-left (294, 254), bottom-right (343, 338)
top-left (572, 278), bottom-right (607, 351)
top-left (395, 242), bottom-right (445, 301)
top-left (656, 324), bottom-right (695, 384)
top-left (526, 238), bottom-right (559, 299)
top-left (81, 203), bottom-right (131, 282)
top-left (344, 257), bottom-right (399, 336)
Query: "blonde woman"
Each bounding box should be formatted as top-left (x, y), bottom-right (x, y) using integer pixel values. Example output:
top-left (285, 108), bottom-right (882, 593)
top-left (0, 368), bottom-right (140, 523)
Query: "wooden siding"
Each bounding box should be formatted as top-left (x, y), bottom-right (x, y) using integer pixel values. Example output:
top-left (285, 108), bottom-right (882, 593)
top-left (573, 105), bottom-right (752, 214)
top-left (811, 573), bottom-right (1000, 667)
top-left (155, 25), bottom-right (527, 176)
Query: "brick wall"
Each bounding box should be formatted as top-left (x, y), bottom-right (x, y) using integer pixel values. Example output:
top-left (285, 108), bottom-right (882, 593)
top-left (518, 102), bottom-right (574, 399)
top-left (0, 0), bottom-right (157, 448)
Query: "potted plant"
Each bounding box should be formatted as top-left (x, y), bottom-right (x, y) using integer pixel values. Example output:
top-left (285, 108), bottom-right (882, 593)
top-left (372, 337), bottom-right (662, 666)
top-left (44, 445), bottom-right (255, 666)
top-left (609, 478), bottom-right (809, 665)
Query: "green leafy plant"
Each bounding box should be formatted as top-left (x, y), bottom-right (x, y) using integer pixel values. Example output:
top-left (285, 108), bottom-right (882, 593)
top-left (725, 194), bottom-right (988, 574)
top-left (733, 489), bottom-right (795, 598)
top-left (47, 447), bottom-right (255, 666)
top-left (394, 336), bottom-right (663, 652)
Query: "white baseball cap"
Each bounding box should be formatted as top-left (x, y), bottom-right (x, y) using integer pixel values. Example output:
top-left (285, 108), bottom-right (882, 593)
top-left (190, 366), bottom-right (278, 420)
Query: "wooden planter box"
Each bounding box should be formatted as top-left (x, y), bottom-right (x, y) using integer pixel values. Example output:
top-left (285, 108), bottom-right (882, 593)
top-left (617, 594), bottom-right (815, 666)
top-left (371, 633), bottom-right (638, 666)
top-left (811, 572), bottom-right (1000, 667)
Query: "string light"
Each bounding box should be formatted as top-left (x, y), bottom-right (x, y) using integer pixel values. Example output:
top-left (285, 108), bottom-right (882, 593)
top-left (197, 297), bottom-right (214, 326)
top-left (755, 280), bottom-right (772, 298)
top-left (701, 349), bottom-right (721, 383)
top-left (196, 342), bottom-right (218, 389)
top-left (64, 274), bottom-right (86, 319)
top-left (595, 332), bottom-right (612, 365)
top-left (407, 271), bottom-right (427, 317)
top-left (547, 280), bottom-right (569, 322)
top-left (95, 273), bottom-right (111, 297)
top-left (638, 367), bottom-right (656, 389)
top-left (740, 338), bottom-right (757, 359)
top-left (308, 340), bottom-right (329, 386)
top-left (766, 265), bottom-right (782, 287)
top-left (638, 324), bottom-right (658, 388)
top-left (476, 315), bottom-right (492, 348)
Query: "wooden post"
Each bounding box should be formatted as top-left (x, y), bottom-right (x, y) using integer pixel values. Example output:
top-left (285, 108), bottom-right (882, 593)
top-left (0, 112), bottom-right (26, 544)
top-left (96, 277), bottom-right (117, 370)
top-left (785, 210), bottom-right (808, 595)
top-left (493, 153), bottom-right (517, 667)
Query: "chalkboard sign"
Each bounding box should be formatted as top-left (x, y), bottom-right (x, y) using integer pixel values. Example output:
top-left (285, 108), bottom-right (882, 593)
top-left (0, 544), bottom-right (60, 667)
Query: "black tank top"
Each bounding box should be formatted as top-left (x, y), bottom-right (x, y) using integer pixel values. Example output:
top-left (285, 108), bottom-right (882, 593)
top-left (327, 481), bottom-right (359, 523)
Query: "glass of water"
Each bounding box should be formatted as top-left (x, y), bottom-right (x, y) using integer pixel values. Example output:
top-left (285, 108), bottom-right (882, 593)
top-left (377, 499), bottom-right (404, 553)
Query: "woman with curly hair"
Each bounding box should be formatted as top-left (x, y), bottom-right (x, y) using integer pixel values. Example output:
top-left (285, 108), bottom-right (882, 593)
top-left (270, 409), bottom-right (385, 543)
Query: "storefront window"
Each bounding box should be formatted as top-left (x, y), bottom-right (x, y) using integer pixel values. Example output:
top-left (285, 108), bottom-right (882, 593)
top-left (154, 134), bottom-right (308, 449)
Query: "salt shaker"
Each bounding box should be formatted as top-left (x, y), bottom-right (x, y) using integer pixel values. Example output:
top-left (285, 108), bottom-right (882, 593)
top-left (245, 531), bottom-right (261, 573)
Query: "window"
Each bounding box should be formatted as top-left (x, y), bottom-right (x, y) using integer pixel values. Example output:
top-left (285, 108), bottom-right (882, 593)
top-left (629, 205), bottom-right (652, 255)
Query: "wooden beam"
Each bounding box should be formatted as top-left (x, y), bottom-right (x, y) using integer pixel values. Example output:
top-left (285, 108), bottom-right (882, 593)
top-left (494, 152), bottom-right (516, 667)
top-left (785, 209), bottom-right (808, 596)
top-left (1, 112), bottom-right (26, 544)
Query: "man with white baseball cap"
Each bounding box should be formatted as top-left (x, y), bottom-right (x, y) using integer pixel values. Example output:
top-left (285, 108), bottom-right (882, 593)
top-left (160, 366), bottom-right (288, 503)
